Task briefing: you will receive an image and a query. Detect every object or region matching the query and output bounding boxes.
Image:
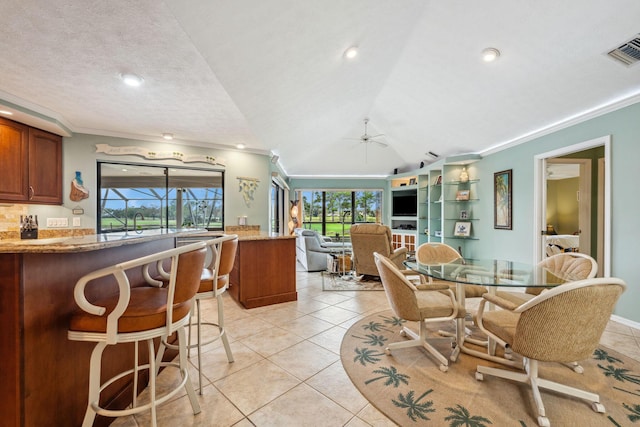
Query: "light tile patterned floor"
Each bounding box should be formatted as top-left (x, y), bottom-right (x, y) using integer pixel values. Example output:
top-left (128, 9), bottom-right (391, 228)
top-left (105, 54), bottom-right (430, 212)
top-left (109, 269), bottom-right (640, 427)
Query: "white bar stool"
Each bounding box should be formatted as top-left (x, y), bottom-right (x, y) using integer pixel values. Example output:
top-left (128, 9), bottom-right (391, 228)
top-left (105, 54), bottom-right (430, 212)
top-left (68, 242), bottom-right (206, 427)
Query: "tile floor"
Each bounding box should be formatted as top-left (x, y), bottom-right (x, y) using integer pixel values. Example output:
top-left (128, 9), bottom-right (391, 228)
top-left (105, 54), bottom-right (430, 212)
top-left (111, 269), bottom-right (640, 427)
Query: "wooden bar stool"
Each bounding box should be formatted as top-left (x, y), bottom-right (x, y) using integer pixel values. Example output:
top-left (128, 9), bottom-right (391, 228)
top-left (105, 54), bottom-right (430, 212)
top-left (68, 242), bottom-right (206, 427)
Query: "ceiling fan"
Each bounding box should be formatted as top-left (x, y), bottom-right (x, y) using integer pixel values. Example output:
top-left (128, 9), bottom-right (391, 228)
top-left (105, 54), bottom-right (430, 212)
top-left (345, 118), bottom-right (387, 162)
top-left (348, 118), bottom-right (387, 147)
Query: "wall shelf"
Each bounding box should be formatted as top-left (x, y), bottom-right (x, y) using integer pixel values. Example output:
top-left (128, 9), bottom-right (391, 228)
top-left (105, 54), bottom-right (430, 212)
top-left (387, 156), bottom-right (482, 253)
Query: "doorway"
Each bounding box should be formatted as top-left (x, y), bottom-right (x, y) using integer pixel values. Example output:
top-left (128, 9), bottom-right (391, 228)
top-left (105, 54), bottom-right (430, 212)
top-left (533, 135), bottom-right (610, 277)
top-left (545, 158), bottom-right (591, 254)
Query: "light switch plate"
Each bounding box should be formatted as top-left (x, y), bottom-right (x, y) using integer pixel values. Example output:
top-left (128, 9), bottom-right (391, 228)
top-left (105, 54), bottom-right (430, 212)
top-left (73, 217), bottom-right (81, 227)
top-left (46, 217), bottom-right (69, 227)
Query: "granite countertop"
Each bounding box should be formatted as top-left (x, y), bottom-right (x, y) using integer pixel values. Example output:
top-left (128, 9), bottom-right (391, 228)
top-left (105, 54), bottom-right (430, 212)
top-left (184, 230), bottom-right (296, 241)
top-left (235, 232), bottom-right (296, 241)
top-left (0, 228), bottom-right (208, 253)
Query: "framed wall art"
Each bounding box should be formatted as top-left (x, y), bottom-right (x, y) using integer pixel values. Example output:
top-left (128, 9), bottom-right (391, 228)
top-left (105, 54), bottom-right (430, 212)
top-left (494, 169), bottom-right (512, 230)
top-left (456, 189), bottom-right (470, 201)
top-left (454, 221), bottom-right (471, 237)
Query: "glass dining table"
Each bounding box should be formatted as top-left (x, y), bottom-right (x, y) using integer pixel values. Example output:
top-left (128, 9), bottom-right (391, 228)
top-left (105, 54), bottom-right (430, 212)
top-left (404, 258), bottom-right (581, 366)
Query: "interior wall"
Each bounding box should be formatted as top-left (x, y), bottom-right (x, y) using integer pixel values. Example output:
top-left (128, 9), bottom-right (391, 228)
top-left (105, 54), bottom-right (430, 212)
top-left (547, 177), bottom-right (579, 235)
top-left (475, 101), bottom-right (640, 323)
top-left (20, 133), bottom-right (273, 233)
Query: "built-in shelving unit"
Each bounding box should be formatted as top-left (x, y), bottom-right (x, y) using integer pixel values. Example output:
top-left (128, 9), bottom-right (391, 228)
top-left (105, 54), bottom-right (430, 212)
top-left (389, 174), bottom-right (419, 254)
top-left (427, 168), bottom-right (443, 245)
top-left (387, 154), bottom-right (481, 256)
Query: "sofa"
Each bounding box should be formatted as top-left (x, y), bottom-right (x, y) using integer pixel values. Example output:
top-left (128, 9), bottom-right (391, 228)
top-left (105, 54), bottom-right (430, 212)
top-left (294, 229), bottom-right (351, 272)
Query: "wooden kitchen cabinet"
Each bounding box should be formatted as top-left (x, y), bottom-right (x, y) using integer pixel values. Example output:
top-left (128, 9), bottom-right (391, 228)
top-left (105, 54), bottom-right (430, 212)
top-left (0, 117), bottom-right (62, 204)
top-left (27, 128), bottom-right (62, 204)
top-left (0, 117), bottom-right (29, 202)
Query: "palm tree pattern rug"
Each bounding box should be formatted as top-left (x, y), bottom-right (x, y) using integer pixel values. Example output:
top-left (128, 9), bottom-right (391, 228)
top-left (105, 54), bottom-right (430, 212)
top-left (340, 309), bottom-right (640, 426)
top-left (322, 272), bottom-right (383, 291)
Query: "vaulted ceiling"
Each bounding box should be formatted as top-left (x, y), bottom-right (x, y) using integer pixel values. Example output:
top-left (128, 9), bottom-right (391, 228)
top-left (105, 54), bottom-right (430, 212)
top-left (1, 0), bottom-right (639, 177)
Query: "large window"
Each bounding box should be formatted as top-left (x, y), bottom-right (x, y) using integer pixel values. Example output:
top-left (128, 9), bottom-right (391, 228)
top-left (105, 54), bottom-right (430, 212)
top-left (299, 189), bottom-right (382, 239)
top-left (271, 179), bottom-right (285, 233)
top-left (98, 162), bottom-right (224, 233)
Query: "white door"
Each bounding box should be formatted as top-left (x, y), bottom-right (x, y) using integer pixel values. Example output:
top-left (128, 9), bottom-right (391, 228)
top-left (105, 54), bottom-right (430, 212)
top-left (533, 136), bottom-right (610, 276)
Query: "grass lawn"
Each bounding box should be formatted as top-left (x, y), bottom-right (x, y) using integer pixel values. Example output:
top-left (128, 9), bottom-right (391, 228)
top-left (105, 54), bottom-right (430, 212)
top-left (305, 217), bottom-right (377, 237)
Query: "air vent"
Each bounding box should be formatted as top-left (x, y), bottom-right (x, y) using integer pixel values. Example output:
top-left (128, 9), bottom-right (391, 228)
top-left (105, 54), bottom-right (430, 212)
top-left (607, 34), bottom-right (640, 67)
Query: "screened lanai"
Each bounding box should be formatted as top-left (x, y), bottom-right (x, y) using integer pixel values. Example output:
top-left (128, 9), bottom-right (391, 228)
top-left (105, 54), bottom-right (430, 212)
top-left (98, 162), bottom-right (224, 233)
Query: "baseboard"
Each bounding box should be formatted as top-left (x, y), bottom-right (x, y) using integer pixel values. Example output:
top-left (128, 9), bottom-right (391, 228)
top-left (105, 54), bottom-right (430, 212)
top-left (611, 314), bottom-right (640, 330)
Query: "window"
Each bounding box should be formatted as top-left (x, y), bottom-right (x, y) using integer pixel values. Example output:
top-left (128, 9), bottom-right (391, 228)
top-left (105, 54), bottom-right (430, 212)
top-left (98, 162), bottom-right (224, 233)
top-left (299, 189), bottom-right (382, 239)
top-left (271, 180), bottom-right (285, 233)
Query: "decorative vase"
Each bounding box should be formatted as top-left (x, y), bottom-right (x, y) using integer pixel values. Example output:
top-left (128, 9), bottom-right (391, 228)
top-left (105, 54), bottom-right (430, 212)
top-left (459, 167), bottom-right (469, 183)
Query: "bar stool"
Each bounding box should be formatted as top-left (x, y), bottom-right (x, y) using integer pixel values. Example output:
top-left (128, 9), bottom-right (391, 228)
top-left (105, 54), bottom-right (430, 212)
top-left (184, 234), bottom-right (239, 393)
top-left (68, 242), bottom-right (206, 427)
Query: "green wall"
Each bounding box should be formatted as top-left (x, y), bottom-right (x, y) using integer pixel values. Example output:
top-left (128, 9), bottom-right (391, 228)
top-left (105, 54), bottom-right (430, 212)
top-left (474, 101), bottom-right (640, 323)
top-left (546, 177), bottom-right (579, 235)
top-left (27, 102), bottom-right (637, 323)
top-left (289, 102), bottom-right (640, 323)
top-left (27, 134), bottom-right (273, 232)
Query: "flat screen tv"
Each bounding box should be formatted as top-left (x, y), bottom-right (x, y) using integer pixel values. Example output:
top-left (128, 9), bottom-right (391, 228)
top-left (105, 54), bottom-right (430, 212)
top-left (392, 193), bottom-right (417, 216)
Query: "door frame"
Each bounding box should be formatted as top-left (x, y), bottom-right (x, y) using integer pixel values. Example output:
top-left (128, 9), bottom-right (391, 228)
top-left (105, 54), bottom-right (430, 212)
top-left (533, 135), bottom-right (611, 275)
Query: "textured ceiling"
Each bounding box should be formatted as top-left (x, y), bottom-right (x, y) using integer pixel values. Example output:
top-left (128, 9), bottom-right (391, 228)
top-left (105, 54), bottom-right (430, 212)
top-left (1, 0), bottom-right (639, 177)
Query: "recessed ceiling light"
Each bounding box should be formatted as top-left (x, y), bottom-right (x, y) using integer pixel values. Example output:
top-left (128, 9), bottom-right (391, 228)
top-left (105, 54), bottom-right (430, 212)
top-left (120, 73), bottom-right (144, 87)
top-left (481, 48), bottom-right (500, 62)
top-left (0, 110), bottom-right (13, 115)
top-left (344, 46), bottom-right (358, 59)
top-left (162, 133), bottom-right (173, 140)
top-left (236, 143), bottom-right (246, 149)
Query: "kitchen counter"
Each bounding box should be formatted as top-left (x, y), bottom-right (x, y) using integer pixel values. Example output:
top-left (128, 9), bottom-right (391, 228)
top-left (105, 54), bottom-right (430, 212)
top-left (227, 234), bottom-right (297, 308)
top-left (0, 228), bottom-right (206, 253)
top-left (187, 231), bottom-right (295, 241)
top-left (0, 228), bottom-right (205, 427)
top-left (236, 232), bottom-right (296, 241)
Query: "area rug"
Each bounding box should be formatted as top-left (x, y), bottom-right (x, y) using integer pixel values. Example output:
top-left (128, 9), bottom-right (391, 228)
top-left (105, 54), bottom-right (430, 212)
top-left (341, 309), bottom-right (640, 426)
top-left (322, 273), bottom-right (383, 291)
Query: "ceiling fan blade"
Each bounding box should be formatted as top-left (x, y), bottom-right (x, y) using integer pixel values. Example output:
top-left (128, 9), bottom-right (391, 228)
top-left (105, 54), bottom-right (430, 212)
top-left (368, 133), bottom-right (385, 139)
top-left (373, 140), bottom-right (388, 147)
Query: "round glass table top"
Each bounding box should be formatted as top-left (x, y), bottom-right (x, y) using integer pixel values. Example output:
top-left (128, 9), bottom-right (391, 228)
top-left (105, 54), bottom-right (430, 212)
top-left (404, 258), bottom-right (580, 287)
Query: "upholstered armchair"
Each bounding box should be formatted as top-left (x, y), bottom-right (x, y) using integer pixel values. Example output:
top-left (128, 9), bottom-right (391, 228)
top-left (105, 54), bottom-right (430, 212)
top-left (350, 224), bottom-right (407, 277)
top-left (295, 229), bottom-right (349, 272)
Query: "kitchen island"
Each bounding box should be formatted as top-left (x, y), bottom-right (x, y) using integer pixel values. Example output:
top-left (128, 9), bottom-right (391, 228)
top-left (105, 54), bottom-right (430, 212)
top-left (229, 233), bottom-right (297, 308)
top-left (179, 231), bottom-right (298, 309)
top-left (0, 229), bottom-right (204, 427)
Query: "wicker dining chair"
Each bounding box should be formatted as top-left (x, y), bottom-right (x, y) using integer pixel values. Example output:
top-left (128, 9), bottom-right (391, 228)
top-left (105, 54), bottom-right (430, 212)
top-left (475, 277), bottom-right (626, 427)
top-left (374, 252), bottom-right (459, 372)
